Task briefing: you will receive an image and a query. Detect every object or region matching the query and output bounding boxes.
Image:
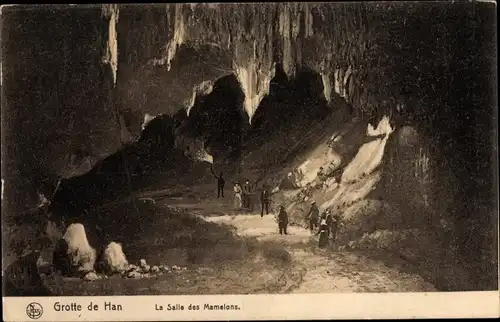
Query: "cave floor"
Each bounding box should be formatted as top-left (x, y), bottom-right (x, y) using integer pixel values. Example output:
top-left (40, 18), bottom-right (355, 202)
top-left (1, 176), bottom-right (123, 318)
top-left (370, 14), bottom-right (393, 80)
top-left (203, 213), bottom-right (437, 293)
top-left (188, 192), bottom-right (436, 293)
top-left (44, 183), bottom-right (436, 295)
top-left (144, 186), bottom-right (436, 293)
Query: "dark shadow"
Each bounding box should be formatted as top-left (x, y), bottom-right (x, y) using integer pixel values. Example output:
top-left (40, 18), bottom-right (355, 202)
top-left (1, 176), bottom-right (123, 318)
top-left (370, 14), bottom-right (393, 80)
top-left (185, 74), bottom-right (248, 161)
top-left (50, 115), bottom-right (193, 217)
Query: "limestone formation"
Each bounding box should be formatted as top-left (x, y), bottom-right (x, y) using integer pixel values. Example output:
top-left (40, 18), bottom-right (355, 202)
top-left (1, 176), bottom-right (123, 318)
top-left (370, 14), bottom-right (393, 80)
top-left (101, 242), bottom-right (129, 274)
top-left (53, 223), bottom-right (96, 276)
top-left (127, 271), bottom-right (141, 279)
top-left (83, 271), bottom-right (100, 281)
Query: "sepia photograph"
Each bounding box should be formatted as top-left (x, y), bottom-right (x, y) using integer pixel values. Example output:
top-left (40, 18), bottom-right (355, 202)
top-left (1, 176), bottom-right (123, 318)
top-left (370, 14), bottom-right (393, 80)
top-left (1, 1), bottom-right (498, 320)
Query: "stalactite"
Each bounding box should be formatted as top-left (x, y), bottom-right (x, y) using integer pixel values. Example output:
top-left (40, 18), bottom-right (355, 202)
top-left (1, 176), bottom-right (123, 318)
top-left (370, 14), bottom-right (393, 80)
top-left (102, 4), bottom-right (119, 86)
top-left (321, 72), bottom-right (332, 103)
top-left (165, 4), bottom-right (186, 71)
top-left (115, 3), bottom-right (386, 123)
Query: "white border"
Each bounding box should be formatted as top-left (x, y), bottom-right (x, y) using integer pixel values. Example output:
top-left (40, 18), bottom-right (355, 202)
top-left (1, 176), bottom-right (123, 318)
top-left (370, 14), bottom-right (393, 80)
top-left (3, 292), bottom-right (500, 321)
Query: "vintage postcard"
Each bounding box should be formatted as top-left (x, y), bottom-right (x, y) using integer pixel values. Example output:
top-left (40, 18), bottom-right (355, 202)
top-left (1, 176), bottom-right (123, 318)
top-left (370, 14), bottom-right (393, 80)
top-left (1, 2), bottom-right (498, 321)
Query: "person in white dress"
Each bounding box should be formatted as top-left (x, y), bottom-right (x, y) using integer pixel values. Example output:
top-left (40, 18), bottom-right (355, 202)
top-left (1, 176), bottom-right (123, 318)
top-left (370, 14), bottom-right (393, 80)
top-left (233, 182), bottom-right (243, 209)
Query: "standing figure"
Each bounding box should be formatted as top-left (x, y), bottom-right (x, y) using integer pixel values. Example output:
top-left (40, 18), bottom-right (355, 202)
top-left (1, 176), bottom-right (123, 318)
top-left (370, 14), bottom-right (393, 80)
top-left (260, 185), bottom-right (271, 217)
top-left (242, 180), bottom-right (251, 209)
top-left (233, 182), bottom-right (243, 209)
top-left (317, 218), bottom-right (329, 248)
top-left (325, 210), bottom-right (333, 233)
top-left (278, 205), bottom-right (289, 235)
top-left (306, 200), bottom-right (320, 233)
top-left (330, 213), bottom-right (340, 242)
top-left (211, 165), bottom-right (225, 198)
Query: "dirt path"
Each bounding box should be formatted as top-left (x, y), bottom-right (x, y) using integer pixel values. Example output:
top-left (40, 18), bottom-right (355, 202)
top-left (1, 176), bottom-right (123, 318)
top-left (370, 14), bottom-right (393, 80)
top-left (202, 210), bottom-right (436, 293)
top-left (138, 186), bottom-right (437, 293)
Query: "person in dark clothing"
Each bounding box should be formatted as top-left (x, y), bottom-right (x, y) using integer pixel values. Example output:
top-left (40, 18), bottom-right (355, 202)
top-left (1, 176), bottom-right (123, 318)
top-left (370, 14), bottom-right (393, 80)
top-left (325, 210), bottom-right (333, 227)
top-left (211, 165), bottom-right (225, 198)
top-left (306, 200), bottom-right (320, 233)
top-left (316, 218), bottom-right (329, 248)
top-left (260, 186), bottom-right (271, 217)
top-left (330, 214), bottom-right (341, 241)
top-left (242, 180), bottom-right (251, 209)
top-left (323, 210), bottom-right (337, 240)
top-left (320, 211), bottom-right (327, 222)
top-left (278, 205), bottom-right (289, 235)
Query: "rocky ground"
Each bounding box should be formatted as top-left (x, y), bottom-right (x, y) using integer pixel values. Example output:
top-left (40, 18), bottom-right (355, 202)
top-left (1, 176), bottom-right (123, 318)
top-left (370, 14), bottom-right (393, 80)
top-left (205, 213), bottom-right (436, 293)
top-left (5, 185), bottom-right (437, 296)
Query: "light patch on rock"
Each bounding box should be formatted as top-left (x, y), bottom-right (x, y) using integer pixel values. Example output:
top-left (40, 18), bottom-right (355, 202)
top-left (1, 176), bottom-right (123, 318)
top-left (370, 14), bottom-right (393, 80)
top-left (62, 223), bottom-right (96, 273)
top-left (291, 141), bottom-right (342, 188)
top-left (102, 242), bottom-right (129, 274)
top-left (127, 271), bottom-right (141, 279)
top-left (84, 271), bottom-right (99, 281)
top-left (319, 171), bottom-right (380, 213)
top-left (185, 80), bottom-right (214, 116)
top-left (342, 116), bottom-right (393, 183)
top-left (141, 113), bottom-right (157, 131)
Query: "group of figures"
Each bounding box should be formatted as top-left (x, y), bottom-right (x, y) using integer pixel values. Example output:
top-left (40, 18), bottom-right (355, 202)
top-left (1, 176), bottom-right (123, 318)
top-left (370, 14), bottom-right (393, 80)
top-left (211, 166), bottom-right (340, 246)
top-left (306, 200), bottom-right (341, 248)
top-left (211, 165), bottom-right (270, 214)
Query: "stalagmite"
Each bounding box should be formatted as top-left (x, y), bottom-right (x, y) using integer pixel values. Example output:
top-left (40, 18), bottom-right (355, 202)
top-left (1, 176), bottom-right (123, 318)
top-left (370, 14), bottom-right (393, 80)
top-left (100, 242), bottom-right (129, 274)
top-left (54, 223), bottom-right (97, 275)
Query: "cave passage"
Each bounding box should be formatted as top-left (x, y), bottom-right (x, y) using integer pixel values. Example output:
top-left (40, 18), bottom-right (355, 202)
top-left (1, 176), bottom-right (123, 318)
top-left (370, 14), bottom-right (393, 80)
top-left (185, 74), bottom-right (248, 161)
top-left (49, 65), bottom-right (336, 213)
top-left (246, 64), bottom-right (332, 143)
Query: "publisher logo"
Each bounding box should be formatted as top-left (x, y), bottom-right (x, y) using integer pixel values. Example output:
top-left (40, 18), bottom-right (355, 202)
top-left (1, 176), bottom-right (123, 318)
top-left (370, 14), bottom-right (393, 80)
top-left (26, 302), bottom-right (43, 320)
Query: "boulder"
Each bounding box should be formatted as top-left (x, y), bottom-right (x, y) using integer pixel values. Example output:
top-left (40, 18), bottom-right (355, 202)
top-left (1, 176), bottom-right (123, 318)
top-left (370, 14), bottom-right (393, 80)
top-left (100, 242), bottom-right (129, 274)
top-left (127, 271), bottom-right (141, 279)
top-left (53, 223), bottom-right (96, 276)
top-left (83, 271), bottom-right (99, 281)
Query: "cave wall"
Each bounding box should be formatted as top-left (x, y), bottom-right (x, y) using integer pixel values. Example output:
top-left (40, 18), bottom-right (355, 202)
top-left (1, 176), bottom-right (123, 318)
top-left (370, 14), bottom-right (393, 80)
top-left (380, 3), bottom-right (497, 284)
top-left (2, 6), bottom-right (117, 211)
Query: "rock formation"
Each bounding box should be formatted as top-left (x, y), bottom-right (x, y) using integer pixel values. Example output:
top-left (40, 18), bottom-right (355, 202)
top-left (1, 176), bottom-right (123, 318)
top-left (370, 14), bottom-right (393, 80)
top-left (53, 223), bottom-right (97, 276)
top-left (99, 241), bottom-right (129, 274)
